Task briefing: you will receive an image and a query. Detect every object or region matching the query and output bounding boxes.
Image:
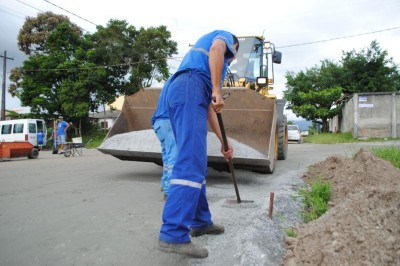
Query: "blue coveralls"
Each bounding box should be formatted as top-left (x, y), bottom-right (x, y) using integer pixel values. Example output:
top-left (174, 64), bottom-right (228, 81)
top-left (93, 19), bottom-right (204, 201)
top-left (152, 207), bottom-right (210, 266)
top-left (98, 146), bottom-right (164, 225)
top-left (151, 78), bottom-right (178, 195)
top-left (159, 30), bottom-right (236, 243)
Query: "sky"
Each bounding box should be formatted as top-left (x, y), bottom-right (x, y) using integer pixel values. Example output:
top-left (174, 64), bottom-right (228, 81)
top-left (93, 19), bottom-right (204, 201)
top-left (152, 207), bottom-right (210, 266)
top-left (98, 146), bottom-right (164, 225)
top-left (0, 0), bottom-right (399, 119)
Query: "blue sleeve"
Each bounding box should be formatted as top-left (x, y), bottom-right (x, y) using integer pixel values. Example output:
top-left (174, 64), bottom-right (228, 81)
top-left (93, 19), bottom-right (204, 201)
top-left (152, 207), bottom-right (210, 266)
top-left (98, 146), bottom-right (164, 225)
top-left (212, 31), bottom-right (235, 59)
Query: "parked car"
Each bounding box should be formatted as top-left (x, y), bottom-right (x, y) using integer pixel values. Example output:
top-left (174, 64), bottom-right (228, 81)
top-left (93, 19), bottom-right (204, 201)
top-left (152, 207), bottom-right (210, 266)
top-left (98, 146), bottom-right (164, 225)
top-left (301, 130), bottom-right (309, 137)
top-left (288, 125), bottom-right (302, 143)
top-left (0, 119), bottom-right (47, 147)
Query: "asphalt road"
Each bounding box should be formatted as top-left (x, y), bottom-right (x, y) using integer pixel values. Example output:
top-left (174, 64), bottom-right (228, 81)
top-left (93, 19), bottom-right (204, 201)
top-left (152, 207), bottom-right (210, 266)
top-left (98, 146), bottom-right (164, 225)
top-left (0, 141), bottom-right (398, 265)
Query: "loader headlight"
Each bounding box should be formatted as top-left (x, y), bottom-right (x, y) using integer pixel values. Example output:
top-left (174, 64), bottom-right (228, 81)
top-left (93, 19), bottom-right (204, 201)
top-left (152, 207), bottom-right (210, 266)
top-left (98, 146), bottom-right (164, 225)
top-left (256, 77), bottom-right (268, 86)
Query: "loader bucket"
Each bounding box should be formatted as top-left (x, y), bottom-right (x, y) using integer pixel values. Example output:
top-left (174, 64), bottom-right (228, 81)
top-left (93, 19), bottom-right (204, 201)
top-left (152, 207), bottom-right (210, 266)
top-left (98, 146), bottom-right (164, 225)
top-left (98, 86), bottom-right (278, 173)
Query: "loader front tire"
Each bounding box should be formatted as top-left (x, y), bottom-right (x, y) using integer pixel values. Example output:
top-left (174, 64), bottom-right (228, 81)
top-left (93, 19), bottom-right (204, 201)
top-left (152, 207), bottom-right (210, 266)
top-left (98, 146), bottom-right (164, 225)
top-left (277, 116), bottom-right (288, 160)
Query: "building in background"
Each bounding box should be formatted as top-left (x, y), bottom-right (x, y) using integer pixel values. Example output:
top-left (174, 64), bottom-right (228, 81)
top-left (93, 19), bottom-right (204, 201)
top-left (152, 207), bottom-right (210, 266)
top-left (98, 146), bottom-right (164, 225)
top-left (91, 109), bottom-right (121, 129)
top-left (330, 92), bottom-right (399, 138)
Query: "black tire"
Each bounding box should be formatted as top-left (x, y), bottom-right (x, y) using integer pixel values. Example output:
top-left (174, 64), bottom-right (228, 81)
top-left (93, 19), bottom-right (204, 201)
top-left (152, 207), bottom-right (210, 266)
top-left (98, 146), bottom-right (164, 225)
top-left (28, 148), bottom-right (39, 159)
top-left (277, 116), bottom-right (288, 160)
top-left (64, 150), bottom-right (72, 157)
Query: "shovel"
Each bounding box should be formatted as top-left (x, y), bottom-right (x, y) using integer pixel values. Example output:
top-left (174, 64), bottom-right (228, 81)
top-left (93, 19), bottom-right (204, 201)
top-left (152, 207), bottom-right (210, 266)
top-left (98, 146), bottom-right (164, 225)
top-left (216, 112), bottom-right (254, 204)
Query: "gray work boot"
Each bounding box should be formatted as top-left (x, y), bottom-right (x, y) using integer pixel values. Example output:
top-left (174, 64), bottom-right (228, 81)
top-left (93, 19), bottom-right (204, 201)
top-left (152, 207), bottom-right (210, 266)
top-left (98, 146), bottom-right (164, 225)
top-left (190, 223), bottom-right (225, 237)
top-left (157, 240), bottom-right (208, 258)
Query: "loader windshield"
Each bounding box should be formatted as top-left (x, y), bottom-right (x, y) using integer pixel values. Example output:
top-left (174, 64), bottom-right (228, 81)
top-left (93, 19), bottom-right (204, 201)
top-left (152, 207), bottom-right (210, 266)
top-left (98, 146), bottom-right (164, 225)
top-left (229, 36), bottom-right (263, 81)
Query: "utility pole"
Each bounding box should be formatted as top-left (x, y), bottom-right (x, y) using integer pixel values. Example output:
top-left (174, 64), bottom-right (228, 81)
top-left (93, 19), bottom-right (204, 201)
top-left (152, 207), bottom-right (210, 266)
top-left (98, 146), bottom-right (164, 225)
top-left (0, 50), bottom-right (14, 121)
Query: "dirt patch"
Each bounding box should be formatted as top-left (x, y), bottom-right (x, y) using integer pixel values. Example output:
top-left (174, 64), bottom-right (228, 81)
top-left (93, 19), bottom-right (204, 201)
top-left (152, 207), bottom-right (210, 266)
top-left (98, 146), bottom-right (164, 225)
top-left (283, 148), bottom-right (400, 266)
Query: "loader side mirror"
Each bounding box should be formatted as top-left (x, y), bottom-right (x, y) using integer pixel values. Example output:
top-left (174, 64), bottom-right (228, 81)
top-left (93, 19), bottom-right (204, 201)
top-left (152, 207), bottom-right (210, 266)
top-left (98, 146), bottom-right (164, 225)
top-left (273, 51), bottom-right (282, 64)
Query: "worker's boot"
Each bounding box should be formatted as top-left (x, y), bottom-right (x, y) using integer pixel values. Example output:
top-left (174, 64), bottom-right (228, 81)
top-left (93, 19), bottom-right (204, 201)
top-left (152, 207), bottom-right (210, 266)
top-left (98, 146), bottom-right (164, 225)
top-left (189, 223), bottom-right (225, 237)
top-left (157, 240), bottom-right (208, 258)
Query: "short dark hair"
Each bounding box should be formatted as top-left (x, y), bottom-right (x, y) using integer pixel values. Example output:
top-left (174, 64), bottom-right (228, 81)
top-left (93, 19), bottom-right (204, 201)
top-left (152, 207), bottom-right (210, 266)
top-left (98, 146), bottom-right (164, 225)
top-left (232, 34), bottom-right (239, 52)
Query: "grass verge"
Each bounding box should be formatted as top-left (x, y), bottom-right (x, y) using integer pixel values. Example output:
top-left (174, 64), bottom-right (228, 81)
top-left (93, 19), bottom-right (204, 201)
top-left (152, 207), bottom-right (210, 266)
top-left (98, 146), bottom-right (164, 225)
top-left (372, 146), bottom-right (400, 168)
top-left (305, 132), bottom-right (355, 144)
top-left (298, 178), bottom-right (331, 223)
top-left (283, 178), bottom-right (331, 237)
top-left (305, 132), bottom-right (400, 144)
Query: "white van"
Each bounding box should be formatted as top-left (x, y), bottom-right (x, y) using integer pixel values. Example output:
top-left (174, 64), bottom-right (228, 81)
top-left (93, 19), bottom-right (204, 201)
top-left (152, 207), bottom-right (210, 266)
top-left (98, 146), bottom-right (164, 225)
top-left (0, 119), bottom-right (47, 148)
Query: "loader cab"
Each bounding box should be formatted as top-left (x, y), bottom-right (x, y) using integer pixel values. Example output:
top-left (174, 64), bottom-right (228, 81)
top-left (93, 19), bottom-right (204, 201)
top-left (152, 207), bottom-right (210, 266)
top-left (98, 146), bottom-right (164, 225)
top-left (228, 36), bottom-right (282, 95)
top-left (229, 36), bottom-right (264, 81)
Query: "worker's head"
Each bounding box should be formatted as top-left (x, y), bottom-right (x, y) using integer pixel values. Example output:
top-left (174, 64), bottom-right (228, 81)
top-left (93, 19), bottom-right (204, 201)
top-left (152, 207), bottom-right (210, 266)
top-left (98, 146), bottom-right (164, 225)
top-left (58, 116), bottom-right (63, 121)
top-left (232, 34), bottom-right (239, 53)
top-left (228, 34), bottom-right (240, 66)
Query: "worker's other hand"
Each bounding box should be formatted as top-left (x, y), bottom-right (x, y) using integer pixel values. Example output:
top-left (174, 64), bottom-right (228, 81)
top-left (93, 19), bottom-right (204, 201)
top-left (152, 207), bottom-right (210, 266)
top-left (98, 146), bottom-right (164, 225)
top-left (212, 92), bottom-right (224, 113)
top-left (221, 142), bottom-right (233, 160)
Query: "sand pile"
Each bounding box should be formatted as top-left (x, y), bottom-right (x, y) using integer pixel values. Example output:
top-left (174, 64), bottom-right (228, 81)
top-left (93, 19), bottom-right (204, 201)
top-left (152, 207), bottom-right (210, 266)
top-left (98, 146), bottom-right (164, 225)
top-left (283, 149), bottom-right (400, 266)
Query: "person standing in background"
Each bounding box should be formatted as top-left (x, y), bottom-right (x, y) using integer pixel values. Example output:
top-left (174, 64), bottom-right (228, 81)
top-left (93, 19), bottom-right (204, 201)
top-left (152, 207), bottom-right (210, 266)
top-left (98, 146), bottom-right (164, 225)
top-left (51, 120), bottom-right (58, 154)
top-left (57, 116), bottom-right (70, 154)
top-left (37, 130), bottom-right (44, 151)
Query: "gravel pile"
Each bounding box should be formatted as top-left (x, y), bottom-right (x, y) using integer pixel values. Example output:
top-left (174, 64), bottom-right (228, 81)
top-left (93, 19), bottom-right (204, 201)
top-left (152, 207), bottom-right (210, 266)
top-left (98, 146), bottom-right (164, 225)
top-left (100, 130), bottom-right (266, 159)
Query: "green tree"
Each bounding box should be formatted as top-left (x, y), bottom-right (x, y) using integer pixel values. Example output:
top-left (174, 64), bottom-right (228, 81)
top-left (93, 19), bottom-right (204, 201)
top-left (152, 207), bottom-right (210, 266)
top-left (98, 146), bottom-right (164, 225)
top-left (9, 13), bottom-right (178, 135)
top-left (128, 25), bottom-right (178, 91)
top-left (90, 20), bottom-right (177, 96)
top-left (284, 60), bottom-right (343, 132)
top-left (340, 40), bottom-right (400, 93)
top-left (12, 21), bottom-right (90, 122)
top-left (88, 19), bottom-right (135, 101)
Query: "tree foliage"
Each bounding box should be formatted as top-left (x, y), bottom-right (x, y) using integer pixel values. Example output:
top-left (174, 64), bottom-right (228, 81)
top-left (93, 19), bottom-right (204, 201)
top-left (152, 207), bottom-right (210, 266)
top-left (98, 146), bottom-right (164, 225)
top-left (9, 13), bottom-right (178, 129)
top-left (89, 20), bottom-right (177, 96)
top-left (285, 60), bottom-right (343, 132)
top-left (12, 21), bottom-right (89, 121)
top-left (17, 11), bottom-right (81, 55)
top-left (340, 40), bottom-right (400, 93)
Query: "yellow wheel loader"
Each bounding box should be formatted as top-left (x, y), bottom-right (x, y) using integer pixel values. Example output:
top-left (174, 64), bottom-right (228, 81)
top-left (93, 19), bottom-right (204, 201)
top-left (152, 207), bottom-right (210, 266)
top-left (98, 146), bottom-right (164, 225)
top-left (98, 36), bottom-right (288, 174)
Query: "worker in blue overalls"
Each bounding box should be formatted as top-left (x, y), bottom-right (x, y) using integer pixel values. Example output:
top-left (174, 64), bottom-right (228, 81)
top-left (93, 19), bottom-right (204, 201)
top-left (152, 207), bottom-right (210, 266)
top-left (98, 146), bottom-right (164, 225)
top-left (158, 30), bottom-right (239, 258)
top-left (151, 78), bottom-right (177, 200)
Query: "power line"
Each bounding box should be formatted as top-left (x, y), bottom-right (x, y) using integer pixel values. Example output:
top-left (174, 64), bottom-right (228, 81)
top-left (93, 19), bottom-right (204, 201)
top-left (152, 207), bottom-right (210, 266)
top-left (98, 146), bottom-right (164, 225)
top-left (43, 0), bottom-right (97, 26)
top-left (15, 0), bottom-right (43, 13)
top-left (276, 26), bottom-right (400, 49)
top-left (12, 24), bottom-right (400, 73)
top-left (0, 7), bottom-right (26, 19)
top-left (18, 56), bottom-right (184, 73)
top-left (10, 1), bottom-right (400, 52)
top-left (10, 0), bottom-right (94, 32)
top-left (4, 1), bottom-right (399, 69)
